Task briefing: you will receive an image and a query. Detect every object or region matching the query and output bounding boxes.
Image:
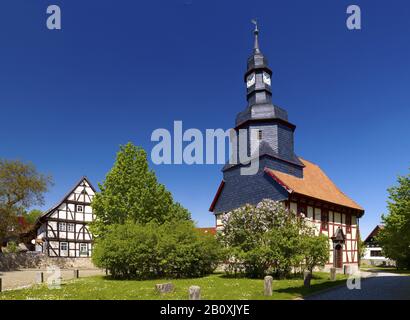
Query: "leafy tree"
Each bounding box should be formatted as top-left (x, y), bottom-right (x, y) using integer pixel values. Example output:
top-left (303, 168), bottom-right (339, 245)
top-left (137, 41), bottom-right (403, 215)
top-left (92, 143), bottom-right (190, 234)
top-left (92, 220), bottom-right (222, 279)
top-left (219, 199), bottom-right (328, 278)
top-left (303, 234), bottom-right (329, 273)
top-left (356, 230), bottom-right (366, 265)
top-left (24, 209), bottom-right (43, 225)
top-left (0, 159), bottom-right (52, 241)
top-left (377, 171), bottom-right (410, 269)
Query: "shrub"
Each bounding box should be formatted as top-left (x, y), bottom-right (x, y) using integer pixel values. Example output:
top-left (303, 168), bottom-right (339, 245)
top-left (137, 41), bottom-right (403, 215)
top-left (219, 199), bottom-right (329, 278)
top-left (92, 220), bottom-right (222, 279)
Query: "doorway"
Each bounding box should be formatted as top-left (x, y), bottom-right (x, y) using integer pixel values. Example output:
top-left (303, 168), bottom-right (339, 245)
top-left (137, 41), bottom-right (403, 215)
top-left (334, 244), bottom-right (343, 268)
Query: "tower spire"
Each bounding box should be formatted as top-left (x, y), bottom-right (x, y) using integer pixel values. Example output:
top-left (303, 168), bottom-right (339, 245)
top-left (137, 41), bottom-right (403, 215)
top-left (252, 19), bottom-right (260, 54)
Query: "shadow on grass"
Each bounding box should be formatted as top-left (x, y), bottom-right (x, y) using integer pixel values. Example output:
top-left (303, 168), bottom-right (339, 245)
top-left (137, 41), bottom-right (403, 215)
top-left (220, 272), bottom-right (319, 280)
top-left (274, 278), bottom-right (347, 298)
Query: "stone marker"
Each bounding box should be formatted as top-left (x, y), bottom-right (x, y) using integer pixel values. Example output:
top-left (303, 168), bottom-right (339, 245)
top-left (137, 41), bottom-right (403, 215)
top-left (0, 277), bottom-right (2, 292)
top-left (73, 269), bottom-right (79, 279)
top-left (36, 272), bottom-right (44, 284)
top-left (155, 283), bottom-right (174, 294)
top-left (344, 265), bottom-right (352, 275)
top-left (330, 267), bottom-right (337, 281)
top-left (264, 276), bottom-right (273, 296)
top-left (303, 271), bottom-right (312, 288)
top-left (189, 286), bottom-right (201, 300)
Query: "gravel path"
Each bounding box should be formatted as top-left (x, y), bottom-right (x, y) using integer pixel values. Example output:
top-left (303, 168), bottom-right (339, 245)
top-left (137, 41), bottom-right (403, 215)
top-left (0, 268), bottom-right (105, 291)
top-left (306, 272), bottom-right (410, 300)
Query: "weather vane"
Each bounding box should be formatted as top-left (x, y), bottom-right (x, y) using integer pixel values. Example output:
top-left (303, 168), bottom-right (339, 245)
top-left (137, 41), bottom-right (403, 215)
top-left (251, 19), bottom-right (258, 33)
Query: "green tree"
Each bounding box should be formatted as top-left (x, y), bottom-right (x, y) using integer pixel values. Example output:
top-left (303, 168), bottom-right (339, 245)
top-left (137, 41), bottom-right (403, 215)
top-left (92, 143), bottom-right (190, 234)
top-left (377, 171), bottom-right (410, 269)
top-left (0, 159), bottom-right (52, 241)
top-left (24, 209), bottom-right (43, 225)
top-left (303, 234), bottom-right (329, 273)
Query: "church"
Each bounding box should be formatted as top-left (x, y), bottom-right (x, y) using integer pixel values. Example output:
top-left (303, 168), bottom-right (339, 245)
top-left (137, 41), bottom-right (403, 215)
top-left (210, 24), bottom-right (364, 271)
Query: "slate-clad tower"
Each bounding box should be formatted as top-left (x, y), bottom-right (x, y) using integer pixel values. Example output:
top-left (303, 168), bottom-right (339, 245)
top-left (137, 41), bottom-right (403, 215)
top-left (210, 24), bottom-right (364, 271)
top-left (211, 23), bottom-right (305, 214)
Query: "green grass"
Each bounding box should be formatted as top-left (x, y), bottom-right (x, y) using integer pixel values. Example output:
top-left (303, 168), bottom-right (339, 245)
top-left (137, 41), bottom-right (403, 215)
top-left (360, 266), bottom-right (410, 275)
top-left (0, 272), bottom-right (348, 300)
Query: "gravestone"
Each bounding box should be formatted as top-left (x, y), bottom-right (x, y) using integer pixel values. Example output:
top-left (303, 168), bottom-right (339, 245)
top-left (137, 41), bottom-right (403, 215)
top-left (264, 276), bottom-right (273, 296)
top-left (155, 283), bottom-right (174, 294)
top-left (330, 267), bottom-right (337, 281)
top-left (189, 286), bottom-right (201, 300)
top-left (303, 271), bottom-right (312, 288)
top-left (36, 272), bottom-right (44, 284)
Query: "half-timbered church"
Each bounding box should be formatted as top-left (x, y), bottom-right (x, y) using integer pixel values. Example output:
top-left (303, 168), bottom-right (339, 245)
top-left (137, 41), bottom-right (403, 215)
top-left (210, 24), bottom-right (365, 271)
top-left (33, 177), bottom-right (96, 257)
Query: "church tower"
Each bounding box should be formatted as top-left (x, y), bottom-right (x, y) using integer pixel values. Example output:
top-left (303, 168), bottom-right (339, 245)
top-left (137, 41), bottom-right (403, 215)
top-left (234, 21), bottom-right (303, 170)
top-left (212, 22), bottom-right (305, 214)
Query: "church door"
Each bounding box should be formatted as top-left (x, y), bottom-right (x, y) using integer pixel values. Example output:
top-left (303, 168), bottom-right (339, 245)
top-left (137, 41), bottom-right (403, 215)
top-left (334, 244), bottom-right (343, 268)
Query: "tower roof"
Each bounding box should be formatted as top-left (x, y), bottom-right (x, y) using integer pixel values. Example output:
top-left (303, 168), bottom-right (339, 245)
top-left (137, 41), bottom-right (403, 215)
top-left (237, 21), bottom-right (291, 127)
top-left (245, 20), bottom-right (272, 80)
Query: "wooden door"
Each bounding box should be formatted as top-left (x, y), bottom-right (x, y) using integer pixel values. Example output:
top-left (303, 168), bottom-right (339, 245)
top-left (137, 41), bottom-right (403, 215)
top-left (334, 244), bottom-right (343, 268)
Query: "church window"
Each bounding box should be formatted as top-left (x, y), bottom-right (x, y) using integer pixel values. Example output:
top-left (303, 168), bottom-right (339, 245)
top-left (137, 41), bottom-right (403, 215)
top-left (298, 203), bottom-right (307, 217)
top-left (346, 215), bottom-right (352, 233)
top-left (258, 130), bottom-right (263, 140)
top-left (321, 210), bottom-right (329, 231)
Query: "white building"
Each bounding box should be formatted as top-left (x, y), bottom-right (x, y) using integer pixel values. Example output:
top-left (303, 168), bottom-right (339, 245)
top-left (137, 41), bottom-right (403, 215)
top-left (33, 177), bottom-right (96, 258)
top-left (363, 225), bottom-right (394, 266)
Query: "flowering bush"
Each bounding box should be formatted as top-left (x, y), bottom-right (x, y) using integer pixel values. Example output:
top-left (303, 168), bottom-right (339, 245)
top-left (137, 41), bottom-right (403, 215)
top-left (218, 199), bottom-right (329, 278)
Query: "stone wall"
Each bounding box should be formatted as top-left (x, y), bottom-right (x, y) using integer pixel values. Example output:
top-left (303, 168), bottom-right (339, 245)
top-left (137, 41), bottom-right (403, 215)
top-left (0, 252), bottom-right (96, 271)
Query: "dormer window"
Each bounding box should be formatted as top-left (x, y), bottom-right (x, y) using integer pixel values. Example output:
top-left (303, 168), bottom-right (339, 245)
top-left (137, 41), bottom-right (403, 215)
top-left (77, 205), bottom-right (83, 212)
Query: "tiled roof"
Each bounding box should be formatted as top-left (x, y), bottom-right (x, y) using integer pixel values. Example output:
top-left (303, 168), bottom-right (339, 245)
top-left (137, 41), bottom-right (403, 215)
top-left (196, 227), bottom-right (217, 235)
top-left (265, 158), bottom-right (364, 212)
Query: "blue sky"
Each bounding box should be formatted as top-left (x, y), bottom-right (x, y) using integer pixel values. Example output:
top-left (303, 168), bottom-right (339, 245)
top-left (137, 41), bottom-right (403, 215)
top-left (0, 0), bottom-right (409, 238)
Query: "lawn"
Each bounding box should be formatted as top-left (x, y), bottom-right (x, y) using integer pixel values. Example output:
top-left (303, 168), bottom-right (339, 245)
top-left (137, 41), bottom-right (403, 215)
top-left (0, 272), bottom-right (347, 300)
top-left (360, 266), bottom-right (410, 276)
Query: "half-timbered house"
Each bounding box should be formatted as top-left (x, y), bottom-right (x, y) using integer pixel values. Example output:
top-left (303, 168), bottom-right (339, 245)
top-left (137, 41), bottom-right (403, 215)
top-left (210, 24), bottom-right (364, 271)
top-left (362, 225), bottom-right (394, 266)
top-left (33, 177), bottom-right (96, 257)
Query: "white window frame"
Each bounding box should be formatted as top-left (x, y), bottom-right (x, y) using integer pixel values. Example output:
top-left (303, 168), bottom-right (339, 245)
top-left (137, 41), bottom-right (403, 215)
top-left (67, 223), bottom-right (75, 232)
top-left (60, 242), bottom-right (68, 251)
top-left (77, 205), bottom-right (83, 212)
top-left (58, 222), bottom-right (66, 232)
top-left (80, 243), bottom-right (88, 255)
